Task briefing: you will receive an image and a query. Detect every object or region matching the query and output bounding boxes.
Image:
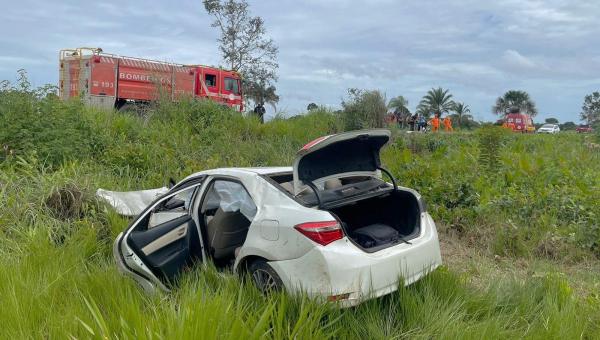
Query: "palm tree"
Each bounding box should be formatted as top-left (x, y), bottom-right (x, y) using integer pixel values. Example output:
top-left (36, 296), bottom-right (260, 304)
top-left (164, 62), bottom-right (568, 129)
top-left (452, 102), bottom-right (471, 127)
top-left (388, 96), bottom-right (409, 114)
top-left (493, 90), bottom-right (537, 117)
top-left (415, 102), bottom-right (431, 118)
top-left (388, 95), bottom-right (410, 127)
top-left (419, 87), bottom-right (455, 116)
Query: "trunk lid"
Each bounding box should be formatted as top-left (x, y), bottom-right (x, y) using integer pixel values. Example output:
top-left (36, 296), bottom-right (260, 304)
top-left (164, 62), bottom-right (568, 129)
top-left (292, 129), bottom-right (391, 195)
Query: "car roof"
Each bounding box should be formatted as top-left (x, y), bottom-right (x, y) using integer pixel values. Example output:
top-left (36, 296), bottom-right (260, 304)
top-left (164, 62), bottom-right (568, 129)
top-left (182, 166), bottom-right (292, 181)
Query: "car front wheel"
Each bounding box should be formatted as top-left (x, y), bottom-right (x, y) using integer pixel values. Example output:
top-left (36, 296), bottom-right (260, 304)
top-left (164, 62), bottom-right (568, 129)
top-left (249, 260), bottom-right (284, 293)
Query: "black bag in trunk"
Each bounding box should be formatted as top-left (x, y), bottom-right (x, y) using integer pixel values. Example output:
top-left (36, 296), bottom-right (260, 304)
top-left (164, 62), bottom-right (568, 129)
top-left (352, 224), bottom-right (399, 248)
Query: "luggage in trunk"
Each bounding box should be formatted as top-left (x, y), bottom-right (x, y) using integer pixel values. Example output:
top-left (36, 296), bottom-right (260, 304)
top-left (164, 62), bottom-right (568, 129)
top-left (352, 224), bottom-right (400, 248)
top-left (330, 189), bottom-right (421, 252)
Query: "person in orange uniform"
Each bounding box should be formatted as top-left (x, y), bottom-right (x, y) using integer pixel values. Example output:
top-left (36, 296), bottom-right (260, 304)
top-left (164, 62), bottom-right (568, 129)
top-left (429, 113), bottom-right (440, 132)
top-left (443, 115), bottom-right (453, 132)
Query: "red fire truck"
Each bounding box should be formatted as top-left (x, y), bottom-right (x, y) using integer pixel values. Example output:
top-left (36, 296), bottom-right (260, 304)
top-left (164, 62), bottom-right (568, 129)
top-left (504, 108), bottom-right (535, 133)
top-left (59, 47), bottom-right (243, 111)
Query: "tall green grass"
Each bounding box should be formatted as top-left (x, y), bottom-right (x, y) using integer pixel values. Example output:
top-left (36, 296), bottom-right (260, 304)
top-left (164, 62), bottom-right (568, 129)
top-left (1, 78), bottom-right (600, 337)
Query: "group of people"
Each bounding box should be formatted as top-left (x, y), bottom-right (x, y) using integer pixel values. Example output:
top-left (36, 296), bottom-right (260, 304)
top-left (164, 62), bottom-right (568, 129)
top-left (399, 112), bottom-right (453, 132)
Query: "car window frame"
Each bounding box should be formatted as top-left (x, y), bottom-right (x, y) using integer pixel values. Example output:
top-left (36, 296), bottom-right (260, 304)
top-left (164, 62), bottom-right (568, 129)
top-left (197, 177), bottom-right (257, 220)
top-left (192, 175), bottom-right (258, 261)
top-left (124, 177), bottom-right (206, 237)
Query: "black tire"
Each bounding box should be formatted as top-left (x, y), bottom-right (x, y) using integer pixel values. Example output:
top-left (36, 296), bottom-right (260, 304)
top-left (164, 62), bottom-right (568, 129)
top-left (118, 103), bottom-right (137, 113)
top-left (248, 260), bottom-right (283, 293)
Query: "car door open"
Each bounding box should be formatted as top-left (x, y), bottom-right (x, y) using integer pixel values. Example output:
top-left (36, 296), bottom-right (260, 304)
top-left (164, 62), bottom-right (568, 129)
top-left (117, 184), bottom-right (204, 288)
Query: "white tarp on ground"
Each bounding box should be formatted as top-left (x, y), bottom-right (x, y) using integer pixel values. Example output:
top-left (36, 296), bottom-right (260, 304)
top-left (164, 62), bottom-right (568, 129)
top-left (96, 187), bottom-right (168, 216)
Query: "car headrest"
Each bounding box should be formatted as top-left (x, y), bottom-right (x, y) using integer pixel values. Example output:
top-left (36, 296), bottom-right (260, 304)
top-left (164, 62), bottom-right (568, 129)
top-left (324, 179), bottom-right (342, 190)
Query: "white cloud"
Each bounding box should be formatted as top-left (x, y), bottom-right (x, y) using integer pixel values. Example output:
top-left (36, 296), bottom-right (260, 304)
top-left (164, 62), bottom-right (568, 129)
top-left (502, 50), bottom-right (537, 69)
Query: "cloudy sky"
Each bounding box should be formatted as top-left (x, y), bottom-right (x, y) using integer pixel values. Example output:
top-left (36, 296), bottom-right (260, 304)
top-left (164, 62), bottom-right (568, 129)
top-left (1, 0), bottom-right (599, 122)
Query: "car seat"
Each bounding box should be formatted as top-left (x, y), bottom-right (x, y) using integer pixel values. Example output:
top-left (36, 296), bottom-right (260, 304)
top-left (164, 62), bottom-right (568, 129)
top-left (206, 207), bottom-right (250, 260)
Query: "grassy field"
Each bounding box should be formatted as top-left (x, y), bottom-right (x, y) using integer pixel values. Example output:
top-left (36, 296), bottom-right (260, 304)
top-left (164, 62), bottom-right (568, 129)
top-left (1, 81), bottom-right (600, 338)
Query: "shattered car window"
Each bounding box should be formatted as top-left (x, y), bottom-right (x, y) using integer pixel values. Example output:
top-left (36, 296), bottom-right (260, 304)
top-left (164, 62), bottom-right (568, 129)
top-left (213, 181), bottom-right (257, 220)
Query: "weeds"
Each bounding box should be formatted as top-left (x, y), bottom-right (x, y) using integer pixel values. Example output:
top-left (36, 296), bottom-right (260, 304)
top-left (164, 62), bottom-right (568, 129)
top-left (1, 76), bottom-right (600, 337)
top-left (476, 125), bottom-right (507, 173)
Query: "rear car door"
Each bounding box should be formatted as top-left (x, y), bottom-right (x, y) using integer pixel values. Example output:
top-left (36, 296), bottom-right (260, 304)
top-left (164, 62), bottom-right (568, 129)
top-left (114, 181), bottom-right (205, 291)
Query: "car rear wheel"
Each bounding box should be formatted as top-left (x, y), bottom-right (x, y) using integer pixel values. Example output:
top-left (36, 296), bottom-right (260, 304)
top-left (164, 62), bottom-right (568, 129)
top-left (249, 260), bottom-right (283, 293)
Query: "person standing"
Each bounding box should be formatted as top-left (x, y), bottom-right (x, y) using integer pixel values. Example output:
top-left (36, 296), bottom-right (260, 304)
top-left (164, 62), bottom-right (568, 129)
top-left (254, 102), bottom-right (266, 123)
top-left (429, 113), bottom-right (440, 132)
top-left (418, 114), bottom-right (426, 132)
top-left (443, 115), bottom-right (453, 132)
top-left (409, 113), bottom-right (417, 131)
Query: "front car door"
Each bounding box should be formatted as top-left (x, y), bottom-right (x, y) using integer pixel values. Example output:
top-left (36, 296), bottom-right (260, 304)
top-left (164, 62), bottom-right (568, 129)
top-left (114, 179), bottom-right (205, 292)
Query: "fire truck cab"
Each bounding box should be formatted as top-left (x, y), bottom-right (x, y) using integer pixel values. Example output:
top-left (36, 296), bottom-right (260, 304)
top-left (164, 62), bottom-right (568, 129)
top-left (59, 47), bottom-right (243, 112)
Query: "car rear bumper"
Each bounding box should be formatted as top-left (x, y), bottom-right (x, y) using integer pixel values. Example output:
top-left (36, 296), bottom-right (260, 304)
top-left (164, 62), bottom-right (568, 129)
top-left (269, 213), bottom-right (442, 307)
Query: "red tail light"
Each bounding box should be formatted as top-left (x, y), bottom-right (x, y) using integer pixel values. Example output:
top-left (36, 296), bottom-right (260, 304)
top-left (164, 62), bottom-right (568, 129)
top-left (294, 221), bottom-right (344, 246)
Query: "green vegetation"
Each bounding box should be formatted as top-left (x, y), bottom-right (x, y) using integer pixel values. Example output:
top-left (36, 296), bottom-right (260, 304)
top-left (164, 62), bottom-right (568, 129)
top-left (1, 78), bottom-right (600, 338)
top-left (340, 88), bottom-right (387, 130)
top-left (417, 87), bottom-right (455, 116)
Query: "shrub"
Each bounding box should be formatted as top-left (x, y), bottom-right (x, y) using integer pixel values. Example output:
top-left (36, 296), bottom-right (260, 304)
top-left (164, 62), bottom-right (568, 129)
top-left (340, 88), bottom-right (386, 131)
top-left (0, 72), bottom-right (105, 167)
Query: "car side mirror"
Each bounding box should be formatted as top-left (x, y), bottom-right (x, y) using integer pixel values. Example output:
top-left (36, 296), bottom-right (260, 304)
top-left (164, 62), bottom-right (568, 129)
top-left (167, 178), bottom-right (176, 189)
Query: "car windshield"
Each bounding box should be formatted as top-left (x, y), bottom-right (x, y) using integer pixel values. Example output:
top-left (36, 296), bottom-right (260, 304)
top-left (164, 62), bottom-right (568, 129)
top-left (542, 124), bottom-right (554, 128)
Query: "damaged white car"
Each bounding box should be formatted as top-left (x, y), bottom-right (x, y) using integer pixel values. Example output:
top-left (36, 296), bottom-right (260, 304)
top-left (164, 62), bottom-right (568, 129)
top-left (108, 129), bottom-right (442, 306)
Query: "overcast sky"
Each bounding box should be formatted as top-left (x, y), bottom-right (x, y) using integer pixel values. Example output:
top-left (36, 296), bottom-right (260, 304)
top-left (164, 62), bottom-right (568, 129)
top-left (1, 0), bottom-right (598, 122)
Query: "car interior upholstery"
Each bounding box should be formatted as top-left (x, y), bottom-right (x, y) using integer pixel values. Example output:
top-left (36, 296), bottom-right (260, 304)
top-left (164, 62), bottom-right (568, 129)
top-left (206, 207), bottom-right (251, 260)
top-left (200, 180), bottom-right (255, 263)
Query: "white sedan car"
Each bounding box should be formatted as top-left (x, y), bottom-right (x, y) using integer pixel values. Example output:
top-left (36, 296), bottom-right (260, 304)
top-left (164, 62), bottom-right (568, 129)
top-left (108, 129), bottom-right (442, 306)
top-left (537, 124), bottom-right (560, 134)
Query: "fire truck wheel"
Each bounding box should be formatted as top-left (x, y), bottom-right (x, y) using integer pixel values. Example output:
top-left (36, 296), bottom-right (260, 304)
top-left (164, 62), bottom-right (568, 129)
top-left (119, 103), bottom-right (136, 113)
top-left (119, 103), bottom-right (147, 116)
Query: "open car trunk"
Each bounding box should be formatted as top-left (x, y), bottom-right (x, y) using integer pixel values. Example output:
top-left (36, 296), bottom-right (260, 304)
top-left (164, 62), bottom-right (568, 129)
top-left (329, 189), bottom-right (421, 252)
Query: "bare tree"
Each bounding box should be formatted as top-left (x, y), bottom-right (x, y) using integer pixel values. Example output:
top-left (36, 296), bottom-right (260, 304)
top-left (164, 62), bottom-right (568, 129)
top-left (203, 0), bottom-right (279, 109)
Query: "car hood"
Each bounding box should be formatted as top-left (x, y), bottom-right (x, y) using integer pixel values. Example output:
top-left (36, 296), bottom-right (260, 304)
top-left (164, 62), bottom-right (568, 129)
top-left (292, 129), bottom-right (391, 195)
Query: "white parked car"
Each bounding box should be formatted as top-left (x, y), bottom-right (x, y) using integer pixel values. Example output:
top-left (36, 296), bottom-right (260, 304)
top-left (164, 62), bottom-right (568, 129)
top-left (537, 124), bottom-right (560, 134)
top-left (107, 129), bottom-right (442, 306)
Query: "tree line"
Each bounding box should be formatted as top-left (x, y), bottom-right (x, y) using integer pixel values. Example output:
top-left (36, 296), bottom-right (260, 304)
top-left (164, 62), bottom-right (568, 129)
top-left (203, 1), bottom-right (600, 127)
top-left (325, 87), bottom-right (600, 131)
